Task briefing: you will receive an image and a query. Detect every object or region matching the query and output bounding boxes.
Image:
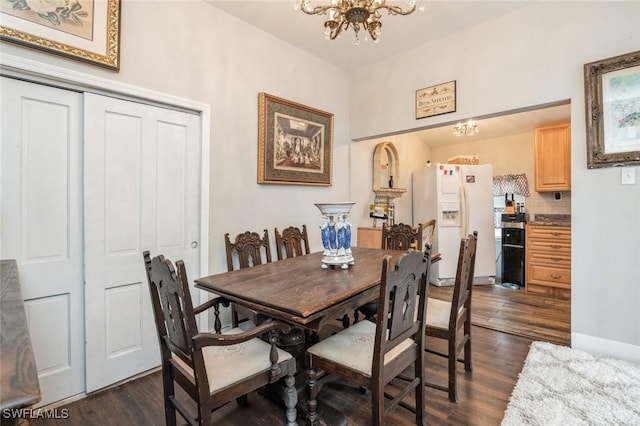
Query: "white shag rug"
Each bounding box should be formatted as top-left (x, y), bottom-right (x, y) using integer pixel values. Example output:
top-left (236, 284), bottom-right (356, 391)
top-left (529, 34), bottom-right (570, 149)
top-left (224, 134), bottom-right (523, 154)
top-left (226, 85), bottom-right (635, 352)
top-left (502, 341), bottom-right (640, 425)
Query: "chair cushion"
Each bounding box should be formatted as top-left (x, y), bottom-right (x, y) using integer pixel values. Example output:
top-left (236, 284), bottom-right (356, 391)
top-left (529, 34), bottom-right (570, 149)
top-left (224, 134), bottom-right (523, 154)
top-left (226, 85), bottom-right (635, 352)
top-left (174, 328), bottom-right (293, 393)
top-left (306, 320), bottom-right (415, 376)
top-left (425, 298), bottom-right (451, 329)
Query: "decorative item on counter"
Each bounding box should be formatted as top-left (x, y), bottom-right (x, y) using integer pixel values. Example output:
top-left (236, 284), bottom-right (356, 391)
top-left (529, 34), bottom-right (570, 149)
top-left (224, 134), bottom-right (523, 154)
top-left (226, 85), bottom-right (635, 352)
top-left (388, 175), bottom-right (394, 188)
top-left (505, 193), bottom-right (515, 214)
top-left (315, 202), bottom-right (355, 269)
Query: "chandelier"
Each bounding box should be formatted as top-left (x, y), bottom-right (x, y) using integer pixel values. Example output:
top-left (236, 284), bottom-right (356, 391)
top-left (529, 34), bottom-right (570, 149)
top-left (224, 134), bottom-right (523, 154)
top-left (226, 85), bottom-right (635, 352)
top-left (295, 0), bottom-right (420, 45)
top-left (453, 120), bottom-right (479, 137)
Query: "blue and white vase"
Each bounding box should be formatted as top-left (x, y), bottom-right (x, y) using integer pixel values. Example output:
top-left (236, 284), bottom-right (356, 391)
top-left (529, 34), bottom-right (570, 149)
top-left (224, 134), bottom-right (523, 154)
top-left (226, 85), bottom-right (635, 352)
top-left (315, 202), bottom-right (355, 269)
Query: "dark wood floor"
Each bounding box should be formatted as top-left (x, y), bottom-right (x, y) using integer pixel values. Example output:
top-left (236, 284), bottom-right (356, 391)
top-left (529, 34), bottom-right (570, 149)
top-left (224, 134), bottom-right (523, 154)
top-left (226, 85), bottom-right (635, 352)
top-left (31, 285), bottom-right (570, 426)
top-left (430, 283), bottom-right (571, 345)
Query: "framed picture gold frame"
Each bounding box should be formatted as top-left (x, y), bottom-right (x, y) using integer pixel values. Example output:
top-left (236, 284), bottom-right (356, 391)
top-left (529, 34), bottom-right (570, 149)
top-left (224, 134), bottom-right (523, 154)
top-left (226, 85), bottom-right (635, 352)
top-left (0, 0), bottom-right (121, 70)
top-left (258, 92), bottom-right (333, 186)
top-left (584, 50), bottom-right (640, 168)
top-left (416, 80), bottom-right (456, 119)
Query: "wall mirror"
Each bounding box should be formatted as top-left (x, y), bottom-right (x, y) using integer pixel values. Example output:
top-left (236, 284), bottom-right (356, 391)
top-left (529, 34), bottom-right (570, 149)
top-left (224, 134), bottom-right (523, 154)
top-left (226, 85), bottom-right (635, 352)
top-left (584, 50), bottom-right (640, 168)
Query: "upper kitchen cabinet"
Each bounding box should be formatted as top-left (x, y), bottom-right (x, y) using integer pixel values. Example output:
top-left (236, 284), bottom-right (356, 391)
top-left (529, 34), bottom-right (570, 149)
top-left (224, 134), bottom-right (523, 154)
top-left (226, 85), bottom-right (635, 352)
top-left (534, 123), bottom-right (571, 192)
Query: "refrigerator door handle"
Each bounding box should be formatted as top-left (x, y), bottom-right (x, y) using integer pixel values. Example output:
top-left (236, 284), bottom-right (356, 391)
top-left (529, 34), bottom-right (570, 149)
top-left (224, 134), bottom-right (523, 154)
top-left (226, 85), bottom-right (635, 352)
top-left (460, 184), bottom-right (468, 238)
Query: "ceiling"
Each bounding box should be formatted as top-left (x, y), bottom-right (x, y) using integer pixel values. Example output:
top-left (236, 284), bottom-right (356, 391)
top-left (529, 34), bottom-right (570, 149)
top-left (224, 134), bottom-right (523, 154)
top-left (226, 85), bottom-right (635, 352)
top-left (205, 1), bottom-right (570, 142)
top-left (205, 1), bottom-right (534, 72)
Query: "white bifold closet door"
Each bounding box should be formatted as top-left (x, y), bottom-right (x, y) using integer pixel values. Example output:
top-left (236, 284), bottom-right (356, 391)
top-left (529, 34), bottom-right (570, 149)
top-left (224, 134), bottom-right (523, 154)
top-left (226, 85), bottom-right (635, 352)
top-left (83, 93), bottom-right (201, 392)
top-left (1, 77), bottom-right (202, 404)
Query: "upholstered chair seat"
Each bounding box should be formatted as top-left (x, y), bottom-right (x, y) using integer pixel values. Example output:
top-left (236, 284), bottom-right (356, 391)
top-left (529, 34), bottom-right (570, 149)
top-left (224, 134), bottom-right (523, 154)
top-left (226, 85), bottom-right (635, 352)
top-left (173, 327), bottom-right (294, 394)
top-left (425, 298), bottom-right (456, 329)
top-left (306, 321), bottom-right (414, 376)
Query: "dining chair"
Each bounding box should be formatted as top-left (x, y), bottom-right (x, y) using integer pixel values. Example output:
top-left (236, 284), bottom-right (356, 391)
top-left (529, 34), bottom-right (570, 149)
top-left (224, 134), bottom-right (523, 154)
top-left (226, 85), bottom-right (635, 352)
top-left (381, 222), bottom-right (424, 251)
top-left (358, 222), bottom-right (425, 323)
top-left (274, 225), bottom-right (310, 260)
top-left (424, 231), bottom-right (477, 403)
top-left (142, 251), bottom-right (298, 426)
top-left (305, 247), bottom-right (432, 426)
top-left (224, 229), bottom-right (273, 327)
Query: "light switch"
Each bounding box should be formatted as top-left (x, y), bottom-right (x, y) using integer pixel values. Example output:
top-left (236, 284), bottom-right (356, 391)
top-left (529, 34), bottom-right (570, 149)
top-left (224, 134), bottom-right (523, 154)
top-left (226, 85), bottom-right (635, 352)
top-left (621, 168), bottom-right (636, 185)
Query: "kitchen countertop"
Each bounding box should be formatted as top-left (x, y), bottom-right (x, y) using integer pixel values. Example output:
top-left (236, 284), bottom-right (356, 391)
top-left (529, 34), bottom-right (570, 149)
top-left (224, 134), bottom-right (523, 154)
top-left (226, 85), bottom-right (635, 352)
top-left (528, 214), bottom-right (571, 227)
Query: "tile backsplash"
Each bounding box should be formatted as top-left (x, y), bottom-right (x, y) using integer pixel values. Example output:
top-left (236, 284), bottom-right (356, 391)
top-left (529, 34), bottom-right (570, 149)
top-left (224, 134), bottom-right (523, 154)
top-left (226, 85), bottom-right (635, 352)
top-left (525, 191), bottom-right (571, 216)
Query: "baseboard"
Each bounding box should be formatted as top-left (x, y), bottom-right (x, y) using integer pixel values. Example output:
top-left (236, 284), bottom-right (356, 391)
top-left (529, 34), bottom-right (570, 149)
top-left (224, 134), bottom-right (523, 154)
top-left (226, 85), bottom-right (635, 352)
top-left (572, 332), bottom-right (640, 364)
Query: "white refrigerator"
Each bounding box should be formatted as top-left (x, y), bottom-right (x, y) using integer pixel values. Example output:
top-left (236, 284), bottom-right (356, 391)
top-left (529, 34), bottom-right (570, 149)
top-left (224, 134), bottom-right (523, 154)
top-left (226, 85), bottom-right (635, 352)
top-left (412, 163), bottom-right (496, 286)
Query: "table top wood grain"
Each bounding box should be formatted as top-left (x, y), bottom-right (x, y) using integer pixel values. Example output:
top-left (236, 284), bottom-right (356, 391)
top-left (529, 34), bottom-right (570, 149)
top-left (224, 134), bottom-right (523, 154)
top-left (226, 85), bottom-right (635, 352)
top-left (1, 259), bottom-right (41, 411)
top-left (195, 247), bottom-right (440, 331)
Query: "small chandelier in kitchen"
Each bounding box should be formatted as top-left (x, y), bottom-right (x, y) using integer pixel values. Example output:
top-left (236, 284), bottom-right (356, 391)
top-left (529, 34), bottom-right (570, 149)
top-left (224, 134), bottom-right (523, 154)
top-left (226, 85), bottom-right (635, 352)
top-left (453, 120), bottom-right (479, 137)
top-left (295, 0), bottom-right (421, 45)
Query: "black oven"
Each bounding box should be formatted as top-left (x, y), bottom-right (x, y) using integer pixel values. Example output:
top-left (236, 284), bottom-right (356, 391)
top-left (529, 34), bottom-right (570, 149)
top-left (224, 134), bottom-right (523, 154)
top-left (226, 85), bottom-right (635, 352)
top-left (501, 214), bottom-right (526, 289)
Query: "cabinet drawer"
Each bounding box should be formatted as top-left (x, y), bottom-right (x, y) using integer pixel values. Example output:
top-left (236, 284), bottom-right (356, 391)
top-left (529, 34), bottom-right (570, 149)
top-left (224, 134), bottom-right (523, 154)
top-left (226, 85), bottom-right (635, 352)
top-left (526, 282), bottom-right (571, 299)
top-left (527, 226), bottom-right (571, 241)
top-left (528, 251), bottom-right (571, 267)
top-left (527, 240), bottom-right (571, 253)
top-left (357, 227), bottom-right (382, 249)
top-left (528, 264), bottom-right (571, 285)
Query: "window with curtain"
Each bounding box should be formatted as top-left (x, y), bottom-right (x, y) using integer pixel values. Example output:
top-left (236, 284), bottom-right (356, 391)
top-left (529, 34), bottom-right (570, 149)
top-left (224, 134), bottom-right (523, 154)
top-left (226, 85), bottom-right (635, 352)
top-left (493, 174), bottom-right (530, 197)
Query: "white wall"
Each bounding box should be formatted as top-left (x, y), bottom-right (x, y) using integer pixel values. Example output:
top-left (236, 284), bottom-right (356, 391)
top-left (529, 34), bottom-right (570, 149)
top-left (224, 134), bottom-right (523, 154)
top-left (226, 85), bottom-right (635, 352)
top-left (1, 1), bottom-right (351, 276)
top-left (349, 2), bottom-right (640, 361)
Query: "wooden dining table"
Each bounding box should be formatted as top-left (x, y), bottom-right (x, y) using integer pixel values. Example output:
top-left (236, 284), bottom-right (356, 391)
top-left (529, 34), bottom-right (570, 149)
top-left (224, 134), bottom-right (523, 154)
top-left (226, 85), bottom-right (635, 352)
top-left (195, 247), bottom-right (440, 333)
top-left (1, 260), bottom-right (41, 425)
top-left (195, 246), bottom-right (440, 424)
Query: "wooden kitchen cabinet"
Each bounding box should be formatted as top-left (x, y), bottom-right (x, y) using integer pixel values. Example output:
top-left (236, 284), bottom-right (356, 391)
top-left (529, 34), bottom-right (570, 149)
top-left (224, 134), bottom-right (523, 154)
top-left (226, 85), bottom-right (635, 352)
top-left (534, 123), bottom-right (571, 192)
top-left (526, 225), bottom-right (571, 298)
top-left (357, 227), bottom-right (382, 248)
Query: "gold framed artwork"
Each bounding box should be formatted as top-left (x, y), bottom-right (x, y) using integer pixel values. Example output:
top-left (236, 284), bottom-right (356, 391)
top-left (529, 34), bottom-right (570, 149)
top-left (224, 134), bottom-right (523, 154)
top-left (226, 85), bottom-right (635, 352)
top-left (584, 50), bottom-right (640, 168)
top-left (0, 0), bottom-right (121, 70)
top-left (416, 80), bottom-right (456, 119)
top-left (258, 92), bottom-right (333, 186)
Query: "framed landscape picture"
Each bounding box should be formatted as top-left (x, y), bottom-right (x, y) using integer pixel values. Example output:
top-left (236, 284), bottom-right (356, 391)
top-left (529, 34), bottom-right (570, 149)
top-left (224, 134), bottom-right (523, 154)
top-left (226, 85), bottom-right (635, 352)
top-left (585, 50), bottom-right (640, 168)
top-left (258, 92), bottom-right (333, 186)
top-left (0, 0), bottom-right (121, 70)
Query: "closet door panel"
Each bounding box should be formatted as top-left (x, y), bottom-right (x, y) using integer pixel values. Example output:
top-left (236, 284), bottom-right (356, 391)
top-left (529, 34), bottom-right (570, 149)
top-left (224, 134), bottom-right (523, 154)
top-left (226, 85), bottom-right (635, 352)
top-left (84, 93), bottom-right (201, 392)
top-left (0, 77), bottom-right (85, 406)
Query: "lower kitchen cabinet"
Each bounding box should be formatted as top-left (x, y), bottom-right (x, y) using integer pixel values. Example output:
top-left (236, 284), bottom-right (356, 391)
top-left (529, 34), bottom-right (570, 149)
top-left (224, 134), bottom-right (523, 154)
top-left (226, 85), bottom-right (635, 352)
top-left (525, 225), bottom-right (571, 298)
top-left (357, 227), bottom-right (382, 249)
